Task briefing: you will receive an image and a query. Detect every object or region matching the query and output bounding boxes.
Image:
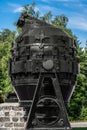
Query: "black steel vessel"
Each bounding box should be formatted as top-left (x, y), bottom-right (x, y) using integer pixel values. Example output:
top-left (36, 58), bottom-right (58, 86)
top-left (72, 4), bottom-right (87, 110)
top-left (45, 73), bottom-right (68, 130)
top-left (9, 13), bottom-right (79, 130)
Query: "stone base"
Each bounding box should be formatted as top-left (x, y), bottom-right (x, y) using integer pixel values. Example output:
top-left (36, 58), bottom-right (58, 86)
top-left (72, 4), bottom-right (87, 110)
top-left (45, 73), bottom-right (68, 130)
top-left (25, 128), bottom-right (72, 130)
top-left (0, 103), bottom-right (72, 130)
top-left (0, 103), bottom-right (26, 130)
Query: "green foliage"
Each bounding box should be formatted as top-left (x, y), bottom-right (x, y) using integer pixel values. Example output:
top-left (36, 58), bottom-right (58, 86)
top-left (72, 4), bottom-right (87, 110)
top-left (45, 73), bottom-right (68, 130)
top-left (80, 106), bottom-right (87, 120)
top-left (41, 11), bottom-right (52, 23)
top-left (23, 2), bottom-right (36, 17)
top-left (0, 29), bottom-right (15, 42)
top-left (0, 29), bottom-right (15, 101)
top-left (68, 39), bottom-right (87, 121)
top-left (52, 14), bottom-right (68, 28)
top-left (68, 74), bottom-right (87, 120)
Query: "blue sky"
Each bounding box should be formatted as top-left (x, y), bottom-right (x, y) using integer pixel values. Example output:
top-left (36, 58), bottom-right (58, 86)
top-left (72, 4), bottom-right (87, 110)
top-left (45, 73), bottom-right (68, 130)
top-left (0, 0), bottom-right (87, 47)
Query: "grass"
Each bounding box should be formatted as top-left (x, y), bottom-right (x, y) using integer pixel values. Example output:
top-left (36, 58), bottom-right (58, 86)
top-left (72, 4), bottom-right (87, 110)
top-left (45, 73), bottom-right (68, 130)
top-left (73, 128), bottom-right (87, 130)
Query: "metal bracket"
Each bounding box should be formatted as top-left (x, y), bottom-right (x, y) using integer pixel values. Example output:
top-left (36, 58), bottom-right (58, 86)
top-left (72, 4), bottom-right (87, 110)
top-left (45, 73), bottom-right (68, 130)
top-left (25, 73), bottom-right (72, 130)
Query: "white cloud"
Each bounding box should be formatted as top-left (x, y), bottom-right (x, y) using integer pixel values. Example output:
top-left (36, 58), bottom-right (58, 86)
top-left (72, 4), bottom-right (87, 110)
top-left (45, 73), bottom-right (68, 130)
top-left (35, 6), bottom-right (40, 12)
top-left (8, 3), bottom-right (21, 8)
top-left (37, 4), bottom-right (61, 16)
top-left (41, 0), bottom-right (79, 2)
top-left (52, 0), bottom-right (78, 1)
top-left (8, 3), bottom-right (23, 13)
top-left (8, 2), bottom-right (87, 32)
top-left (14, 7), bottom-right (23, 13)
top-left (39, 0), bottom-right (47, 1)
top-left (69, 15), bottom-right (87, 31)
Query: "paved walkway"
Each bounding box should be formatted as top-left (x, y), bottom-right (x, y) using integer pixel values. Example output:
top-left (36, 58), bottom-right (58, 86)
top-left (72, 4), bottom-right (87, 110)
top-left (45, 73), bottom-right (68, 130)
top-left (71, 122), bottom-right (87, 127)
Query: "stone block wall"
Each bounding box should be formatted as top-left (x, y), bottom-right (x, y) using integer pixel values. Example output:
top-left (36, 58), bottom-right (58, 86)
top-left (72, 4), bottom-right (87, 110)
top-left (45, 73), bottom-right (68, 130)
top-left (0, 103), bottom-right (86, 129)
top-left (0, 103), bottom-right (27, 130)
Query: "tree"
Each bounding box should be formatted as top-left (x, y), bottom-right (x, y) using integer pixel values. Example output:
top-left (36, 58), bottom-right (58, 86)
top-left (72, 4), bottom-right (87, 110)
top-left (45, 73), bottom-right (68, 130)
top-left (68, 74), bottom-right (87, 120)
top-left (0, 29), bottom-right (15, 101)
top-left (22, 2), bottom-right (40, 18)
top-left (40, 11), bottom-right (52, 23)
top-left (0, 29), bottom-right (15, 42)
top-left (67, 37), bottom-right (87, 121)
top-left (52, 14), bottom-right (69, 28)
top-left (23, 2), bottom-right (36, 16)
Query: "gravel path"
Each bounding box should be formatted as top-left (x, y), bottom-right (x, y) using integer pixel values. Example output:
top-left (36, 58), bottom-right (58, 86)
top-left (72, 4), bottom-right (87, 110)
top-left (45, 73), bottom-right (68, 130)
top-left (71, 122), bottom-right (87, 127)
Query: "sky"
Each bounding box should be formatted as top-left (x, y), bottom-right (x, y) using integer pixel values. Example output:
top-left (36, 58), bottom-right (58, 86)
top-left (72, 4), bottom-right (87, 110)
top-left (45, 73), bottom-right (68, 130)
top-left (0, 0), bottom-right (87, 47)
